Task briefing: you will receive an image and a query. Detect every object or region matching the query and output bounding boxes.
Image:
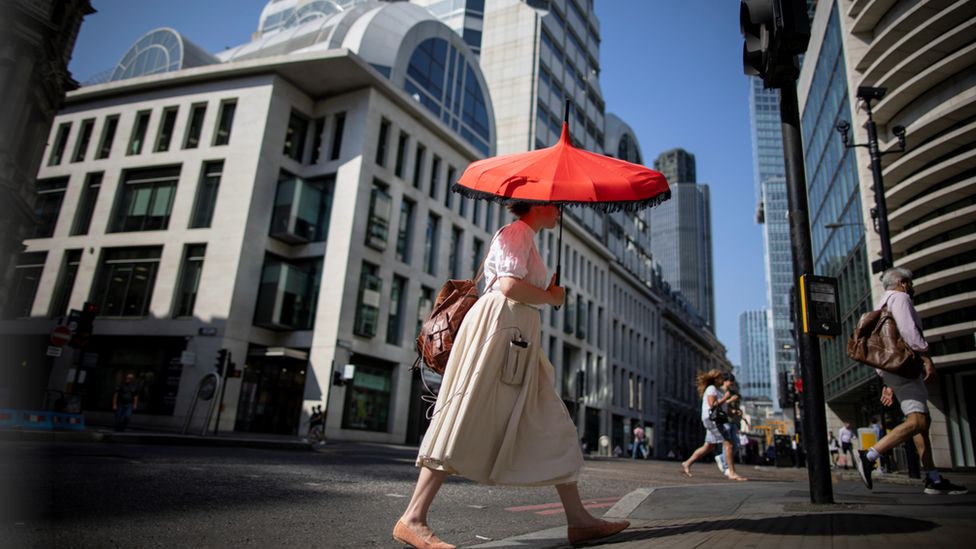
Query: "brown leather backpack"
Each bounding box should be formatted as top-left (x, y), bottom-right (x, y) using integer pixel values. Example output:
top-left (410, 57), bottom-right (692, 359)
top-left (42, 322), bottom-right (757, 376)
top-left (846, 305), bottom-right (923, 379)
top-left (415, 228), bottom-right (503, 376)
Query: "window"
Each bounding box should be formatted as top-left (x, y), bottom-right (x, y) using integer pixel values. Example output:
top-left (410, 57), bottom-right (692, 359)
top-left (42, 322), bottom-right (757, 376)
top-left (396, 198), bottom-right (415, 263)
top-left (424, 213), bottom-right (440, 275)
top-left (90, 247), bottom-right (162, 317)
top-left (413, 143), bottom-right (426, 189)
top-left (72, 118), bottom-right (95, 162)
top-left (470, 237), bottom-right (483, 276)
top-left (459, 195), bottom-right (468, 218)
top-left (4, 252), bottom-right (46, 319)
top-left (96, 115), bottom-right (119, 159)
top-left (182, 103), bottom-right (206, 149)
top-left (472, 199), bottom-right (481, 226)
top-left (429, 155), bottom-right (441, 199)
top-left (366, 181), bottom-right (392, 251)
top-left (189, 161), bottom-right (223, 229)
top-left (417, 286), bottom-right (434, 337)
top-left (341, 363), bottom-right (392, 432)
top-left (173, 244), bottom-right (206, 317)
top-left (484, 202), bottom-right (493, 232)
top-left (310, 117), bottom-right (325, 164)
top-left (70, 172), bottom-right (102, 235)
top-left (109, 166), bottom-right (180, 232)
top-left (33, 178), bottom-right (68, 238)
top-left (445, 165), bottom-right (456, 209)
top-left (49, 249), bottom-right (81, 318)
top-left (48, 122), bottom-right (71, 165)
top-left (127, 110), bottom-right (151, 155)
top-left (387, 275), bottom-right (407, 345)
top-left (330, 111), bottom-right (345, 160)
top-left (449, 226), bottom-right (463, 279)
top-left (212, 99), bottom-right (236, 146)
top-left (395, 131), bottom-right (409, 178)
top-left (375, 119), bottom-right (390, 167)
top-left (564, 289), bottom-right (574, 334)
top-left (354, 262), bottom-right (382, 338)
top-left (154, 106), bottom-right (178, 152)
top-left (269, 173), bottom-right (335, 243)
top-left (283, 110), bottom-right (309, 162)
top-left (254, 255), bottom-right (322, 330)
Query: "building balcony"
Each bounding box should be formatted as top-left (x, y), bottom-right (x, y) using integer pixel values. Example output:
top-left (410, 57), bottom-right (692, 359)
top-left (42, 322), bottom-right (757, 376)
top-left (883, 120), bottom-right (976, 192)
top-left (925, 320), bottom-right (976, 341)
top-left (891, 204), bottom-right (976, 254)
top-left (850, 0), bottom-right (900, 35)
top-left (915, 290), bottom-right (976, 318)
top-left (898, 233), bottom-right (976, 272)
top-left (873, 42), bottom-right (976, 124)
top-left (888, 178), bottom-right (974, 232)
top-left (933, 350), bottom-right (976, 369)
top-left (914, 261), bottom-right (976, 295)
top-left (886, 147), bottom-right (976, 210)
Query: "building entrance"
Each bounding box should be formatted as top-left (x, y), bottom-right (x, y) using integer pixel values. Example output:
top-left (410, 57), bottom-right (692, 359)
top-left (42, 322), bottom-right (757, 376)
top-left (235, 356), bottom-right (306, 435)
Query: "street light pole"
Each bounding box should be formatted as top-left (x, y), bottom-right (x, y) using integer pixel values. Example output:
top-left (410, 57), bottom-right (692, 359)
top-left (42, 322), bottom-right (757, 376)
top-left (835, 86), bottom-right (907, 274)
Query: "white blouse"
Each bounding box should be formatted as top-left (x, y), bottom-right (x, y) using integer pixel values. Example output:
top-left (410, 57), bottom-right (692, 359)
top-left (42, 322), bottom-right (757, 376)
top-left (483, 220), bottom-right (549, 292)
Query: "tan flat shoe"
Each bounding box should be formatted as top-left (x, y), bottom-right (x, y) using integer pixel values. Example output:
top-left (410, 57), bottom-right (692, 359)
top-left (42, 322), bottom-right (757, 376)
top-left (567, 519), bottom-right (630, 545)
top-left (392, 520), bottom-right (456, 549)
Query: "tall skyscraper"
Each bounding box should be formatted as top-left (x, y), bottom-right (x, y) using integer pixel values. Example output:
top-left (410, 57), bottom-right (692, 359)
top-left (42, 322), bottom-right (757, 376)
top-left (648, 150), bottom-right (714, 329)
top-left (738, 309), bottom-right (771, 400)
top-left (748, 73), bottom-right (796, 409)
top-left (653, 148), bottom-right (696, 184)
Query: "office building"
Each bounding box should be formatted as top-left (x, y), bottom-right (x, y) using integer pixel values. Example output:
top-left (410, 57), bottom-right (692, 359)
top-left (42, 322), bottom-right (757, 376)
top-left (738, 309), bottom-right (771, 400)
top-left (799, 0), bottom-right (975, 468)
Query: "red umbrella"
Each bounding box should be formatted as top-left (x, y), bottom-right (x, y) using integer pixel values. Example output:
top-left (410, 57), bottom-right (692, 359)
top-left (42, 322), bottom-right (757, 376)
top-left (454, 110), bottom-right (670, 286)
top-left (456, 123), bottom-right (670, 211)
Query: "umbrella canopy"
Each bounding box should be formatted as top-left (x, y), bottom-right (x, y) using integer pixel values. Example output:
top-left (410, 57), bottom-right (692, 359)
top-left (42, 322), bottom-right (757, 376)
top-left (454, 123), bottom-right (670, 211)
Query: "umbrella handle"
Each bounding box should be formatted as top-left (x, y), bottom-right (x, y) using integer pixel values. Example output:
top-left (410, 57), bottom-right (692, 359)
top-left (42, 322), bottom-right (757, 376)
top-left (554, 205), bottom-right (563, 310)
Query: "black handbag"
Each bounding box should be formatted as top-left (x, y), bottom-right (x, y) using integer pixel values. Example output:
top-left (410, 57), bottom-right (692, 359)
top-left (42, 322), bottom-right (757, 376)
top-left (709, 406), bottom-right (729, 425)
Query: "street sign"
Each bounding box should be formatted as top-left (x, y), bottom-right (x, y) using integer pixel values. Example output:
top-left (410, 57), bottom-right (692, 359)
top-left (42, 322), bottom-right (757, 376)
top-left (50, 326), bottom-right (72, 347)
top-left (46, 346), bottom-right (63, 357)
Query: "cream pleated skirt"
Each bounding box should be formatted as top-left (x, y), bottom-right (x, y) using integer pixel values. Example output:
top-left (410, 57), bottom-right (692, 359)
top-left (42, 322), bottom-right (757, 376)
top-left (416, 292), bottom-right (583, 486)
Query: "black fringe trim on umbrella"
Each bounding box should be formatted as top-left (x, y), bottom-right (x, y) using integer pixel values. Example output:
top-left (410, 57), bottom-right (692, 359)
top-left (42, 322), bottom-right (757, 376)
top-left (450, 183), bottom-right (672, 212)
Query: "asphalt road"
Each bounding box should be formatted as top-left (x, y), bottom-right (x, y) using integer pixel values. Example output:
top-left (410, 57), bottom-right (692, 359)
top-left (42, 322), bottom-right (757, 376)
top-left (0, 440), bottom-right (619, 548)
top-left (0, 440), bottom-right (812, 548)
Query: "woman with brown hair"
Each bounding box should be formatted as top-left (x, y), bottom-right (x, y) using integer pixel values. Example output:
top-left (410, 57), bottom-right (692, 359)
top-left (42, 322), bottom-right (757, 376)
top-left (680, 369), bottom-right (747, 481)
top-left (393, 202), bottom-right (629, 549)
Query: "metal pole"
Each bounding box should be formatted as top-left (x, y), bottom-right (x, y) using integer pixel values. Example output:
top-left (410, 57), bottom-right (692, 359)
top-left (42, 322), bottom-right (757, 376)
top-left (864, 101), bottom-right (894, 270)
top-left (213, 351), bottom-right (231, 436)
top-left (778, 83), bottom-right (834, 504)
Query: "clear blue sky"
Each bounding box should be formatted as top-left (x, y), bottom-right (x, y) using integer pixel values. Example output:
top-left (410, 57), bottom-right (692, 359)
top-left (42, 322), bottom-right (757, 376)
top-left (69, 0), bottom-right (768, 366)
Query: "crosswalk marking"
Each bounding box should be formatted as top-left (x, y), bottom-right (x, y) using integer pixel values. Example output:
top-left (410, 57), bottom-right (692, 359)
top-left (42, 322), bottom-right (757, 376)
top-left (504, 496), bottom-right (621, 516)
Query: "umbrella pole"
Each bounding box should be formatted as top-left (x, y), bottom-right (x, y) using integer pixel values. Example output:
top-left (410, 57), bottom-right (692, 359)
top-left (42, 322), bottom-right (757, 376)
top-left (556, 205), bottom-right (563, 285)
top-left (553, 205), bottom-right (563, 311)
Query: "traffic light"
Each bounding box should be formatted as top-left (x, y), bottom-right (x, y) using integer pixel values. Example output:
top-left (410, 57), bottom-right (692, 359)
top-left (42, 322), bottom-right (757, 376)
top-left (215, 348), bottom-right (228, 372)
top-left (70, 302), bottom-right (98, 348)
top-left (778, 371), bottom-right (795, 408)
top-left (740, 0), bottom-right (811, 88)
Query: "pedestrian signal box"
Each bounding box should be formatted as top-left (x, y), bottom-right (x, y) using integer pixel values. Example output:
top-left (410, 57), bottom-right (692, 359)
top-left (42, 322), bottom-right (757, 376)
top-left (799, 274), bottom-right (840, 337)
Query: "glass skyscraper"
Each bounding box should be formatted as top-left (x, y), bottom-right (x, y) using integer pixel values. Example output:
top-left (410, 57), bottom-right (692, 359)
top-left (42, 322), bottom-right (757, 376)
top-left (799, 4), bottom-right (872, 403)
top-left (749, 75), bottom-right (794, 408)
top-left (739, 309), bottom-right (772, 400)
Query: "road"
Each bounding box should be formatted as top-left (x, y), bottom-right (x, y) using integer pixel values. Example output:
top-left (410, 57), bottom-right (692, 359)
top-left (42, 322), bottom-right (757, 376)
top-left (1, 439), bottom-right (810, 548)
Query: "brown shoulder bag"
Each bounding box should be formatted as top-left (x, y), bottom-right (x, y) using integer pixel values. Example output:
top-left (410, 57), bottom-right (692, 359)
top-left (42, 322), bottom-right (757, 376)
top-left (846, 305), bottom-right (923, 379)
top-left (415, 228), bottom-right (502, 376)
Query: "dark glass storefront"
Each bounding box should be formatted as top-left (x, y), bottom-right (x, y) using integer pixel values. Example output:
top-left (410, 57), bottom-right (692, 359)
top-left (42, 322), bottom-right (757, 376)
top-left (235, 354), bottom-right (307, 435)
top-left (81, 336), bottom-right (185, 415)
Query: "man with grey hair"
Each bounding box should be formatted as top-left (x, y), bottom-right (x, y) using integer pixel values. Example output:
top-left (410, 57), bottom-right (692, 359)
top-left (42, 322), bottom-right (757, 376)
top-left (855, 268), bottom-right (967, 494)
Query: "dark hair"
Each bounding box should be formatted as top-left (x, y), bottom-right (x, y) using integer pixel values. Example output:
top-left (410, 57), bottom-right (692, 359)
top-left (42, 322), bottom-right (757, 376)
top-left (507, 201), bottom-right (533, 217)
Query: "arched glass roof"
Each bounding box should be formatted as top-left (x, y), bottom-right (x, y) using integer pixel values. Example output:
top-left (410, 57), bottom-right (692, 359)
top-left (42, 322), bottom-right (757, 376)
top-left (109, 28), bottom-right (217, 82)
top-left (404, 37), bottom-right (491, 155)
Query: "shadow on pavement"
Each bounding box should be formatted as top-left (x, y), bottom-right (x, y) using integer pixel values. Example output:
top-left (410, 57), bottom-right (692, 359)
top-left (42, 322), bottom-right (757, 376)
top-left (592, 513), bottom-right (938, 544)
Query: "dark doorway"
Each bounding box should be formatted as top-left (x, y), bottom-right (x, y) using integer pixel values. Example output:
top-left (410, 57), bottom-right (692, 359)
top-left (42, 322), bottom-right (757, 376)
top-left (235, 356), bottom-right (306, 435)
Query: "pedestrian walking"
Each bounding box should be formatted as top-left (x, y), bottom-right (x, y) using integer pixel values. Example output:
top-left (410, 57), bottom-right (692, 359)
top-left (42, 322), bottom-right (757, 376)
top-left (828, 432), bottom-right (840, 468)
top-left (854, 268), bottom-right (967, 495)
top-left (838, 421), bottom-right (856, 469)
top-left (632, 423), bottom-right (647, 459)
top-left (112, 372), bottom-right (139, 432)
top-left (394, 204), bottom-right (629, 549)
top-left (680, 369), bottom-right (747, 481)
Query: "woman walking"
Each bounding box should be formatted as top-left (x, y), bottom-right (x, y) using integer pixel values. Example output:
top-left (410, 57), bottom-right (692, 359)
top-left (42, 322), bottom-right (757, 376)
top-left (681, 370), bottom-right (747, 481)
top-left (393, 203), bottom-right (629, 549)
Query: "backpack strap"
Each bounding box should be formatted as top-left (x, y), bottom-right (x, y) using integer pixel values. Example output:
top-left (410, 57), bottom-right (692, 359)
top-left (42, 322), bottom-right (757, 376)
top-left (473, 225), bottom-right (508, 285)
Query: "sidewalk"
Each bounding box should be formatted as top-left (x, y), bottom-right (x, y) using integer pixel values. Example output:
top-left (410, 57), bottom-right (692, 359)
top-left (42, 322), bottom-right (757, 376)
top-left (0, 426), bottom-right (313, 451)
top-left (472, 472), bottom-right (976, 548)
